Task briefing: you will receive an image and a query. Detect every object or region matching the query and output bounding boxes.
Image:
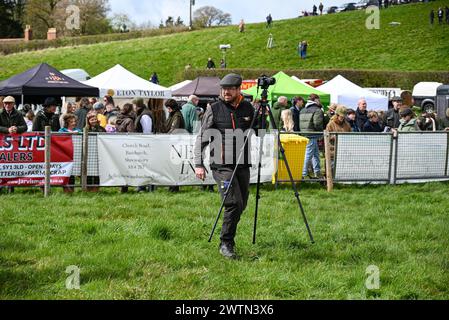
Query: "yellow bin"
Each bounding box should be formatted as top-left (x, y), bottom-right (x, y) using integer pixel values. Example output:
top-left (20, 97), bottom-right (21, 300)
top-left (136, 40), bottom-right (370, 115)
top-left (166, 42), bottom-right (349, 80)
top-left (273, 134), bottom-right (309, 184)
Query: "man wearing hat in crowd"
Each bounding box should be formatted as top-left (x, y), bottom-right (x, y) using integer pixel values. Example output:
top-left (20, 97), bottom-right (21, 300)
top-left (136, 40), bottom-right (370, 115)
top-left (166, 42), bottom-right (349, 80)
top-left (398, 108), bottom-right (420, 132)
top-left (33, 97), bottom-right (61, 132)
top-left (194, 73), bottom-right (255, 259)
top-left (0, 96), bottom-right (28, 135)
top-left (383, 96), bottom-right (403, 130)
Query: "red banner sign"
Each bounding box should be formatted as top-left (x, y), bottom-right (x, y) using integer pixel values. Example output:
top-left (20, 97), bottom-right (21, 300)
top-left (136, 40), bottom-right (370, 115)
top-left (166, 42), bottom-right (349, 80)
top-left (0, 134), bottom-right (74, 186)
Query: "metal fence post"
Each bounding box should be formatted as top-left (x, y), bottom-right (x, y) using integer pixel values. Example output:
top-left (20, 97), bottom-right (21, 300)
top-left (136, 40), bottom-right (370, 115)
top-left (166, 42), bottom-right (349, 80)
top-left (44, 126), bottom-right (51, 197)
top-left (445, 132), bottom-right (449, 177)
top-left (81, 127), bottom-right (89, 192)
top-left (392, 131), bottom-right (399, 185)
top-left (324, 131), bottom-right (334, 192)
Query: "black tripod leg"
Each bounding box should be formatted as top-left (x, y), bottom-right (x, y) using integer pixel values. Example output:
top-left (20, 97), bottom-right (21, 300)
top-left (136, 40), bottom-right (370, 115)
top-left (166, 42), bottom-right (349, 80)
top-left (267, 110), bottom-right (315, 244)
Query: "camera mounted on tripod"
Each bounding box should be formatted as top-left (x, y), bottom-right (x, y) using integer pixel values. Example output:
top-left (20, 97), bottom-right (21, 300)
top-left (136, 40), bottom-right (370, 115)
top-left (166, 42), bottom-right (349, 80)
top-left (257, 75), bottom-right (276, 90)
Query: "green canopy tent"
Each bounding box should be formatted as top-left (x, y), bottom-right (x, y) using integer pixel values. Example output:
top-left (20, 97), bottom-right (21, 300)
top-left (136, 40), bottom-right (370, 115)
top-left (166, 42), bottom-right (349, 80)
top-left (242, 71), bottom-right (331, 108)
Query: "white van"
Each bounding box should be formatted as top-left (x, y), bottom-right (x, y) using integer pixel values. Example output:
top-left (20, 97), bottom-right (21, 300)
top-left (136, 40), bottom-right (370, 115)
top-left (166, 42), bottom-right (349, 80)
top-left (412, 82), bottom-right (442, 112)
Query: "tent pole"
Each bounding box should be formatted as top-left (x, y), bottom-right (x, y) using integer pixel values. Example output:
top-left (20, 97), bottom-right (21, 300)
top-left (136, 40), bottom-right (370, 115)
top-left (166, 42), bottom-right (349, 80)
top-left (21, 95), bottom-right (24, 107)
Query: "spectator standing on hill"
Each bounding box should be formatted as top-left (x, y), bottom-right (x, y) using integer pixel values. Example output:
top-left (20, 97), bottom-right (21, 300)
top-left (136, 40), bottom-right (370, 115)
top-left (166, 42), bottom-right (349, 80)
top-left (438, 7), bottom-right (443, 24)
top-left (239, 19), bottom-right (245, 32)
top-left (355, 99), bottom-right (368, 132)
top-left (220, 59), bottom-right (227, 69)
top-left (312, 5), bottom-right (317, 16)
top-left (319, 3), bottom-right (324, 15)
top-left (384, 0), bottom-right (389, 9)
top-left (207, 58), bottom-right (216, 69)
top-left (363, 111), bottom-right (383, 132)
top-left (346, 108), bottom-right (360, 132)
top-left (291, 96), bottom-right (305, 132)
top-left (383, 96), bottom-right (402, 129)
top-left (300, 94), bottom-right (324, 179)
top-left (299, 40), bottom-right (308, 60)
top-left (266, 14), bottom-right (273, 28)
top-left (150, 72), bottom-right (159, 84)
top-left (33, 98), bottom-right (61, 132)
top-left (430, 10), bottom-right (435, 25)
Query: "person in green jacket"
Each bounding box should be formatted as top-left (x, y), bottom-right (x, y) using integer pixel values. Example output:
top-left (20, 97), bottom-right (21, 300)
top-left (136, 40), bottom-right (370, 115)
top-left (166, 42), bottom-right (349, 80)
top-left (271, 96), bottom-right (289, 130)
top-left (398, 108), bottom-right (420, 132)
top-left (181, 95), bottom-right (200, 134)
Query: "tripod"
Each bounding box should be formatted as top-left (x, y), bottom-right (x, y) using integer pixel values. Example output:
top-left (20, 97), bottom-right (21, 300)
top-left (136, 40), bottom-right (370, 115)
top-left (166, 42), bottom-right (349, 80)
top-left (208, 86), bottom-right (315, 245)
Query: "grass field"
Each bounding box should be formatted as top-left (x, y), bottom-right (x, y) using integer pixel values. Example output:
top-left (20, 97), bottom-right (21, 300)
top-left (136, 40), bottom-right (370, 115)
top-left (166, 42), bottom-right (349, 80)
top-left (1, 182), bottom-right (448, 300)
top-left (0, 1), bottom-right (448, 86)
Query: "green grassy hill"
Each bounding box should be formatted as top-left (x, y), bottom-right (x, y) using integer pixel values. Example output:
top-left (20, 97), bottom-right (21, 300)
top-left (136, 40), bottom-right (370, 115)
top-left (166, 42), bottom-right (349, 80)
top-left (0, 1), bottom-right (448, 86)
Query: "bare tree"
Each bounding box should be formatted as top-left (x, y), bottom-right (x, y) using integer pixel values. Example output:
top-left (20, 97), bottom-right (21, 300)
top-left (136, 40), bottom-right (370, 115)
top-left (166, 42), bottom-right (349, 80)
top-left (193, 6), bottom-right (232, 28)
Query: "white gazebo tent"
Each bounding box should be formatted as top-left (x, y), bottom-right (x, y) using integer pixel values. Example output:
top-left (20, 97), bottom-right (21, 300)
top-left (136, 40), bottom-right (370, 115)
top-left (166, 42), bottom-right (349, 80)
top-left (83, 64), bottom-right (172, 99)
top-left (317, 75), bottom-right (389, 111)
top-left (169, 80), bottom-right (192, 92)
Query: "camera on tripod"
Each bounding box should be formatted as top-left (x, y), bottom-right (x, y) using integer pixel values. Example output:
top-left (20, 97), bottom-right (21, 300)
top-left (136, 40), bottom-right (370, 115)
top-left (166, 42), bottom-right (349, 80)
top-left (257, 75), bottom-right (276, 89)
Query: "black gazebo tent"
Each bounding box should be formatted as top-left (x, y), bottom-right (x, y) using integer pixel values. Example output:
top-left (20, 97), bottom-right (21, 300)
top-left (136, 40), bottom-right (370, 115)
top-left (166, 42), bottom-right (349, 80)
top-left (172, 77), bottom-right (221, 101)
top-left (0, 63), bottom-right (99, 100)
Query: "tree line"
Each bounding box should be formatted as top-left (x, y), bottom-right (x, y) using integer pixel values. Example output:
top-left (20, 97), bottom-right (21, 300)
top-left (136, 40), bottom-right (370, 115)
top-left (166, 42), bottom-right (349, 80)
top-left (0, 1), bottom-right (232, 39)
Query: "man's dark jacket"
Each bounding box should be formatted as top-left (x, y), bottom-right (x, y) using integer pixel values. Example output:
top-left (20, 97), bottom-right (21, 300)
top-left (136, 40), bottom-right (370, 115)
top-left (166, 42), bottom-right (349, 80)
top-left (195, 96), bottom-right (255, 170)
top-left (0, 108), bottom-right (28, 134)
top-left (32, 110), bottom-right (61, 132)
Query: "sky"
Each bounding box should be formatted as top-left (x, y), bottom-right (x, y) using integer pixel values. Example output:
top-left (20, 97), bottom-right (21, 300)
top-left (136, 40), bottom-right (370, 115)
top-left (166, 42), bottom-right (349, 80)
top-left (108, 0), bottom-right (353, 27)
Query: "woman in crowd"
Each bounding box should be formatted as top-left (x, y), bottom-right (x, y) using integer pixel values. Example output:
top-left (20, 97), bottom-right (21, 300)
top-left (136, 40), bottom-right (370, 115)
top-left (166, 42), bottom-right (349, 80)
top-left (164, 99), bottom-right (185, 134)
top-left (84, 111), bottom-right (106, 193)
top-left (59, 102), bottom-right (76, 129)
top-left (280, 109), bottom-right (295, 133)
top-left (346, 109), bottom-right (360, 132)
top-left (59, 114), bottom-right (81, 133)
top-left (104, 95), bottom-right (118, 119)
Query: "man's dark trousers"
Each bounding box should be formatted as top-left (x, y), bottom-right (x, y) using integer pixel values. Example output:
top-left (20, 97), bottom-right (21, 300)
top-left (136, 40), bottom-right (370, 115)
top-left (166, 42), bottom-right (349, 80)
top-left (213, 166), bottom-right (250, 246)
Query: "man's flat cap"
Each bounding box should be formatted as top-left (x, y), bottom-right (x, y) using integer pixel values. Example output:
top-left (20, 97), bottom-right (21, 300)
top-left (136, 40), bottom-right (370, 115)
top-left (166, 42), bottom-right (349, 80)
top-left (391, 96), bottom-right (403, 102)
top-left (400, 108), bottom-right (414, 117)
top-left (220, 73), bottom-right (243, 88)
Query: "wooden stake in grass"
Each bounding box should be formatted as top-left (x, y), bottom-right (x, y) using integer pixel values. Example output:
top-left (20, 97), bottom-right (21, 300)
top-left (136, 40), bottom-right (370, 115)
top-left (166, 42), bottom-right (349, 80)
top-left (324, 131), bottom-right (334, 193)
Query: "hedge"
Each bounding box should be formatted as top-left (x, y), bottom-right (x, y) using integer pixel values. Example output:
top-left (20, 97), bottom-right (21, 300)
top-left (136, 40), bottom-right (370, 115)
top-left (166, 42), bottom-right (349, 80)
top-left (183, 68), bottom-right (449, 90)
top-left (0, 27), bottom-right (189, 56)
